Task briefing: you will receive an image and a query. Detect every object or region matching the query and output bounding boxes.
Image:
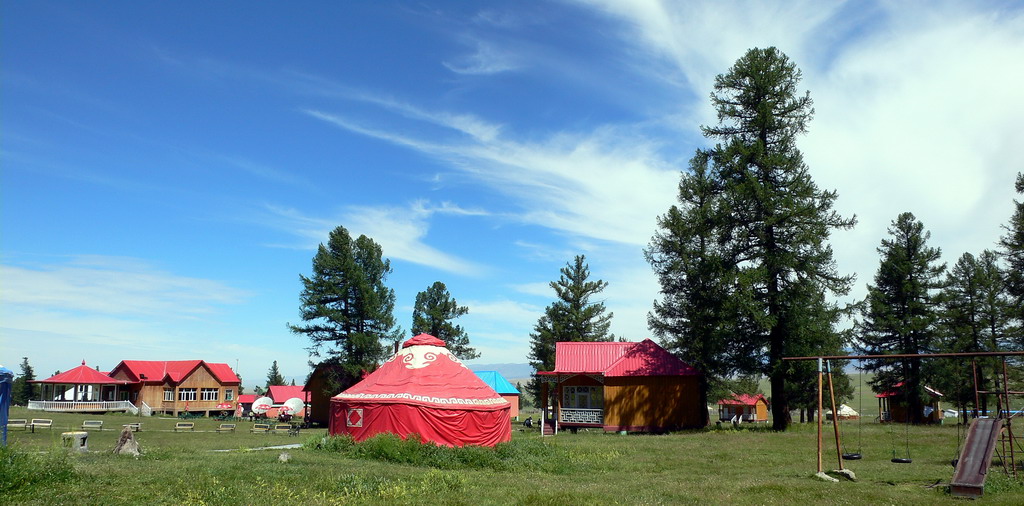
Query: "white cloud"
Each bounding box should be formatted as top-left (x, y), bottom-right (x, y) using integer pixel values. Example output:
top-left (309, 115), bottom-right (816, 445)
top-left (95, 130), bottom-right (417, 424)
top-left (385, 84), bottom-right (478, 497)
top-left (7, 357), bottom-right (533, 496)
top-left (0, 256), bottom-right (249, 317)
top-left (262, 201), bottom-right (488, 276)
top-left (443, 39), bottom-right (522, 75)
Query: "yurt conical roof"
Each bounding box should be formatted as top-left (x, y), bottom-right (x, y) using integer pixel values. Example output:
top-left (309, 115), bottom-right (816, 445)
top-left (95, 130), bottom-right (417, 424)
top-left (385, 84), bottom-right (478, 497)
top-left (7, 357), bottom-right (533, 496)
top-left (333, 334), bottom-right (508, 410)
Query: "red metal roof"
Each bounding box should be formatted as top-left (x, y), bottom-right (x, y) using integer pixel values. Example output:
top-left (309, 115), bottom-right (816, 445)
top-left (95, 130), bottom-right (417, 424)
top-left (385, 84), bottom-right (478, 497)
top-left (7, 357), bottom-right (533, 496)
top-left (111, 360), bottom-right (240, 384)
top-left (717, 393), bottom-right (768, 406)
top-left (35, 361), bottom-right (130, 385)
top-left (544, 339), bottom-right (700, 377)
top-left (875, 382), bottom-right (944, 398)
top-left (238, 394), bottom-right (257, 404)
top-left (267, 385), bottom-right (309, 403)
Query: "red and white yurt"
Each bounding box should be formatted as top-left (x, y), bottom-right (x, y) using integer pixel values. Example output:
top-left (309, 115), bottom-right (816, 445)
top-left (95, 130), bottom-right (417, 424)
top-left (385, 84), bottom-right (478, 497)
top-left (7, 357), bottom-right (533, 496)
top-left (329, 333), bottom-right (511, 447)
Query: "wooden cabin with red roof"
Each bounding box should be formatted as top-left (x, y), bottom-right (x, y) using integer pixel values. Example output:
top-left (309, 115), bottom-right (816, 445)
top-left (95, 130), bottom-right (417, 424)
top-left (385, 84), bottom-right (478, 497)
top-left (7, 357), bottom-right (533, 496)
top-left (536, 339), bottom-right (704, 434)
top-left (106, 360), bottom-right (241, 416)
top-left (717, 393), bottom-right (769, 423)
top-left (31, 359), bottom-right (240, 416)
top-left (263, 385), bottom-right (310, 419)
top-left (876, 382), bottom-right (945, 424)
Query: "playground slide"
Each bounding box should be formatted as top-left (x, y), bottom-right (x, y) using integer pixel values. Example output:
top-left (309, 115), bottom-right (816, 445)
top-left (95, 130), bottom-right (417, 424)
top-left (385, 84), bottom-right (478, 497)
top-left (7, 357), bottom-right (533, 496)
top-left (950, 418), bottom-right (1003, 498)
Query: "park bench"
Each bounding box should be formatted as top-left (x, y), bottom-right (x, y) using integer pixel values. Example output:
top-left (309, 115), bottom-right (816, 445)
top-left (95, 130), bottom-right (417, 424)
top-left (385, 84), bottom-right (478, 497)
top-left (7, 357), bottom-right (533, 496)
top-left (272, 424), bottom-right (292, 435)
top-left (30, 419), bottom-right (53, 430)
top-left (174, 422), bottom-right (195, 432)
top-left (250, 423), bottom-right (270, 433)
top-left (7, 419), bottom-right (28, 430)
top-left (216, 423), bottom-right (236, 433)
top-left (122, 422), bottom-right (142, 432)
top-left (81, 420), bottom-right (104, 430)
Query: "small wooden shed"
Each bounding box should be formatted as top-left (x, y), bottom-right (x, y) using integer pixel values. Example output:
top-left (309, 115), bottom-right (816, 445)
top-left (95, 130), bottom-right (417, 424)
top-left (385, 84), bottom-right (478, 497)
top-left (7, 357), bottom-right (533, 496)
top-left (876, 382), bottom-right (944, 424)
top-left (536, 339), bottom-right (704, 433)
top-left (716, 393), bottom-right (769, 423)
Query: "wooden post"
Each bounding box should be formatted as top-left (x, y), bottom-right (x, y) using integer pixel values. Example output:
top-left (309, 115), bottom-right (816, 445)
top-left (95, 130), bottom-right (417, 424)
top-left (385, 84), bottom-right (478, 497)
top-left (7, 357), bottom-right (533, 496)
top-left (540, 381), bottom-right (549, 437)
top-left (826, 360), bottom-right (844, 470)
top-left (817, 358), bottom-right (823, 474)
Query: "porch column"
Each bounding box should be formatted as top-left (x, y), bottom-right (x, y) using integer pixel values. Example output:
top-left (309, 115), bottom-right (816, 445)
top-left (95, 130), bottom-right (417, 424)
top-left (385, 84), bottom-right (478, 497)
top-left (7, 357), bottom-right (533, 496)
top-left (540, 381), bottom-right (548, 436)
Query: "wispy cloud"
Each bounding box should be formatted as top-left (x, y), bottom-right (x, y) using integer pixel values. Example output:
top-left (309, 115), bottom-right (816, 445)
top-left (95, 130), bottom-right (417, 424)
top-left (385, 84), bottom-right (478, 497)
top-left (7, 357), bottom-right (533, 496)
top-left (0, 256), bottom-right (249, 317)
top-left (306, 107), bottom-right (680, 247)
top-left (261, 201), bottom-right (488, 276)
top-left (443, 39), bottom-right (522, 75)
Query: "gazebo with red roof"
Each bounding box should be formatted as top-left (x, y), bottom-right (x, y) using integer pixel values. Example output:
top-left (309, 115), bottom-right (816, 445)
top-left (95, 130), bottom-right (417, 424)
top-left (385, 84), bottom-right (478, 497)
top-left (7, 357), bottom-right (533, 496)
top-left (716, 393), bottom-right (769, 423)
top-left (330, 334), bottom-right (511, 447)
top-left (34, 360), bottom-right (132, 407)
top-left (536, 339), bottom-right (704, 434)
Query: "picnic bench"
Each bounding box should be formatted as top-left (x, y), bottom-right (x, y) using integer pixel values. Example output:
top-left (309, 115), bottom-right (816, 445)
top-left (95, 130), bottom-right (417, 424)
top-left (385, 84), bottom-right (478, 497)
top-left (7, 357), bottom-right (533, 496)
top-left (81, 420), bottom-right (104, 431)
top-left (7, 419), bottom-right (28, 430)
top-left (272, 424), bottom-right (292, 435)
top-left (250, 423), bottom-right (270, 433)
top-left (173, 422), bottom-right (195, 432)
top-left (216, 423), bottom-right (236, 433)
top-left (30, 419), bottom-right (53, 431)
top-left (122, 423), bottom-right (142, 432)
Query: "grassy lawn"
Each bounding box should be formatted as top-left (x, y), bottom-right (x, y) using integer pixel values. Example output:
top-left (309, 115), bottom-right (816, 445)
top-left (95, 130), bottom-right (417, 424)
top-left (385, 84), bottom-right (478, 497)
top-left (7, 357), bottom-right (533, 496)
top-left (4, 406), bottom-right (1024, 504)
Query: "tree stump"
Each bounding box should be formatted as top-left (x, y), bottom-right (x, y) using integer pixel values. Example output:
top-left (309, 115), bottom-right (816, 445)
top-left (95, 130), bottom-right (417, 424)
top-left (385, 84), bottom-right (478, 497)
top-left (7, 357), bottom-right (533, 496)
top-left (112, 426), bottom-right (141, 456)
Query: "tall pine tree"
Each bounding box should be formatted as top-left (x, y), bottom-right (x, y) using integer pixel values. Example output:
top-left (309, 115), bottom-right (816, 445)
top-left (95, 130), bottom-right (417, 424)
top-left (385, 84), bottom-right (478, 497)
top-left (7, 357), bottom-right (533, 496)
top-left (265, 360), bottom-right (286, 389)
top-left (411, 281), bottom-right (478, 360)
top-left (857, 212), bottom-right (945, 424)
top-left (934, 250), bottom-right (1013, 416)
top-left (527, 255), bottom-right (614, 406)
top-left (290, 225), bottom-right (399, 393)
top-left (649, 47), bottom-right (855, 430)
top-left (999, 173), bottom-right (1024, 347)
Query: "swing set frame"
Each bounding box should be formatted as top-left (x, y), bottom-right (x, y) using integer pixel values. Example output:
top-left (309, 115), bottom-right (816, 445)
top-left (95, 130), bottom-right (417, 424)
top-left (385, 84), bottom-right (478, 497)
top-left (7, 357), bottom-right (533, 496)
top-left (782, 351), bottom-right (1024, 482)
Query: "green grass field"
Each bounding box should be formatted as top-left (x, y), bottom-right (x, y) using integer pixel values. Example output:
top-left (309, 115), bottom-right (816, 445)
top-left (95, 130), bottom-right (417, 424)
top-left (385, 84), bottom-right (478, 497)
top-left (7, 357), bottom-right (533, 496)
top-left (3, 406), bottom-right (1023, 505)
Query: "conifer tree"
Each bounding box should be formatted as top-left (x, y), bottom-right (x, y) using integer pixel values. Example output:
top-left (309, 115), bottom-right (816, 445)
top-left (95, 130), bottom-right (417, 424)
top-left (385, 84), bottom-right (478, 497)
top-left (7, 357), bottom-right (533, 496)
top-left (290, 225), bottom-right (399, 392)
top-left (648, 47), bottom-right (855, 430)
top-left (412, 281), bottom-right (478, 360)
top-left (999, 173), bottom-right (1024, 346)
top-left (857, 212), bottom-right (945, 424)
top-left (527, 255), bottom-right (614, 406)
top-left (266, 360), bottom-right (286, 389)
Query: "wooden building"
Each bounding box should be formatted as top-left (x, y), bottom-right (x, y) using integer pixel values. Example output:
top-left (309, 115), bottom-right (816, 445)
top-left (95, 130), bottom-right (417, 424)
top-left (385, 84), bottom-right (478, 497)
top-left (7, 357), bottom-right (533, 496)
top-left (474, 370), bottom-right (521, 419)
top-left (716, 393), bottom-right (769, 423)
top-left (876, 382), bottom-right (945, 424)
top-left (536, 339), bottom-right (704, 433)
top-left (32, 359), bottom-right (240, 416)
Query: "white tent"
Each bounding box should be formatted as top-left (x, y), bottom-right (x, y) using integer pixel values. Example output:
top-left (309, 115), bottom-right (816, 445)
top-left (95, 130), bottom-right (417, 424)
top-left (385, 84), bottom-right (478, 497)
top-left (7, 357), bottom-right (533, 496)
top-left (825, 404), bottom-right (859, 420)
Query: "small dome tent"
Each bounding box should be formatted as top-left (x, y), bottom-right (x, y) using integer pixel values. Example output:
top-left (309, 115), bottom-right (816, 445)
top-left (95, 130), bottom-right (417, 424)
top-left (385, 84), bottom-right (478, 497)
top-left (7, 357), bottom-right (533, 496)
top-left (329, 334), bottom-right (511, 447)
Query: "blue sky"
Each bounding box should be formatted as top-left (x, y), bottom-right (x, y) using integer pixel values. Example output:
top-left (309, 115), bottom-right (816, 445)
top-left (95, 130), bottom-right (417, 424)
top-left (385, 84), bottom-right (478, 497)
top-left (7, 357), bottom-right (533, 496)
top-left (3, 1), bottom-right (1022, 389)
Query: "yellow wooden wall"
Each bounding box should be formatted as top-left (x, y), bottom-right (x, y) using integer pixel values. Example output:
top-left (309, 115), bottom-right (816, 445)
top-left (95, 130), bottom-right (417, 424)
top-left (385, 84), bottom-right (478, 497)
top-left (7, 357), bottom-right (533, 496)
top-left (603, 376), bottom-right (703, 430)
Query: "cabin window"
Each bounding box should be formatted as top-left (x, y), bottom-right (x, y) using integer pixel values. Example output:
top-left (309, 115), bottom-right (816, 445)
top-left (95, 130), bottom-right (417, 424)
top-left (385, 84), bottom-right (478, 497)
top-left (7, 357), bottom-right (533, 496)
top-left (201, 388), bottom-right (219, 401)
top-left (563, 386), bottom-right (603, 409)
top-left (224, 389), bottom-right (234, 401)
top-left (179, 388), bottom-right (197, 401)
top-left (163, 389), bottom-right (173, 401)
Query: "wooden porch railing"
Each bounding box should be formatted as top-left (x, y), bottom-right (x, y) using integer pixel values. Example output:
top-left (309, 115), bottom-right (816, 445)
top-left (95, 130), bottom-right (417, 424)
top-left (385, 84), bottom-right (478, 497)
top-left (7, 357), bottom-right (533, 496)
top-left (28, 400), bottom-right (139, 414)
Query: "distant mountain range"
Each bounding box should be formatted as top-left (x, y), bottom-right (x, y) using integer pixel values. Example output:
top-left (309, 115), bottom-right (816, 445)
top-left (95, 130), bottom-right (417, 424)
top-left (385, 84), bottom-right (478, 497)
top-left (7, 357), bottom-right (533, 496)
top-left (467, 363), bottom-right (533, 381)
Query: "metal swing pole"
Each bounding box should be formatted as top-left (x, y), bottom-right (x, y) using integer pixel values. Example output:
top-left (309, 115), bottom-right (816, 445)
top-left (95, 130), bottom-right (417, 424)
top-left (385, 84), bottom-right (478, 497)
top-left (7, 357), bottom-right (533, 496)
top-left (826, 360), bottom-right (845, 471)
top-left (817, 358), bottom-right (823, 474)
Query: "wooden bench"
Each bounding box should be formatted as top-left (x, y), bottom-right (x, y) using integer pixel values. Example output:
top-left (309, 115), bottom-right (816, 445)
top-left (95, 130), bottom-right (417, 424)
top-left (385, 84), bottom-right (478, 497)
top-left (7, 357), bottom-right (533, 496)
top-left (215, 423), bottom-right (236, 433)
top-left (30, 419), bottom-right (53, 430)
top-left (173, 422), bottom-right (195, 432)
top-left (81, 420), bottom-right (104, 431)
top-left (272, 424), bottom-right (292, 435)
top-left (7, 419), bottom-right (28, 430)
top-left (122, 423), bottom-right (142, 432)
top-left (250, 423), bottom-right (270, 433)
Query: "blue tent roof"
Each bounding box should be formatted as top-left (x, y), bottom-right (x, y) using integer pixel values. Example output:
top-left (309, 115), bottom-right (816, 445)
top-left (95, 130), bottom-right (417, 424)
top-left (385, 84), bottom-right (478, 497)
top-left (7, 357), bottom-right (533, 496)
top-left (473, 371), bottom-right (520, 395)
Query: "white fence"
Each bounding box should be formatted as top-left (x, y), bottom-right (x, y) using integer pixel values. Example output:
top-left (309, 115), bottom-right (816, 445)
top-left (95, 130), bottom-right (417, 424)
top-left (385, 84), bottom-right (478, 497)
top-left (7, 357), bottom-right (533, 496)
top-left (28, 400), bottom-right (139, 414)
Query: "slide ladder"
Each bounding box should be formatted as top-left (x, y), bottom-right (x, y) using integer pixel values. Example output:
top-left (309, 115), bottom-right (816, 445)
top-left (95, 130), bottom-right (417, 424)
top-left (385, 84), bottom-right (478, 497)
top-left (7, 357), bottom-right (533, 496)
top-left (950, 418), bottom-right (1004, 498)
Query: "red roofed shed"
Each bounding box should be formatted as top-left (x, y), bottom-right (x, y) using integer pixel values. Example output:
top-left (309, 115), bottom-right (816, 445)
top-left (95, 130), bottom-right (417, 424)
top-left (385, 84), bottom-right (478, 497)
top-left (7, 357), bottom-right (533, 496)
top-left (717, 393), bottom-right (769, 423)
top-left (536, 339), bottom-right (704, 433)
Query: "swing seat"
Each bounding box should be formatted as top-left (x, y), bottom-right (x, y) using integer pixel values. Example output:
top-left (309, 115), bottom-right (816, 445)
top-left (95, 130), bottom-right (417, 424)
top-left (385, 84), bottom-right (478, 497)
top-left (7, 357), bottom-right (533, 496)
top-left (842, 453), bottom-right (862, 460)
top-left (891, 458), bottom-right (912, 464)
